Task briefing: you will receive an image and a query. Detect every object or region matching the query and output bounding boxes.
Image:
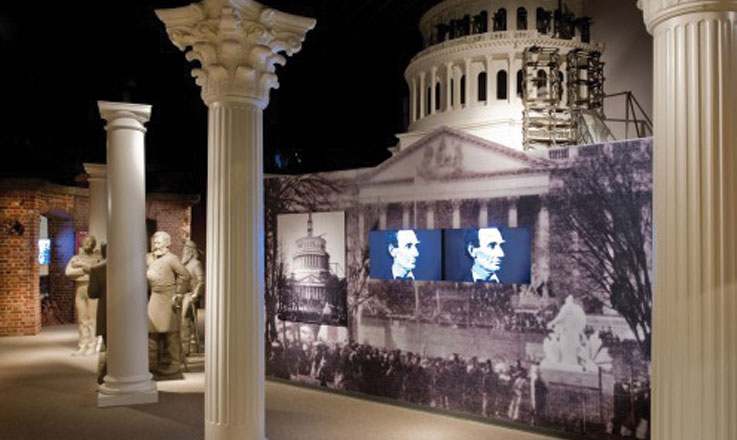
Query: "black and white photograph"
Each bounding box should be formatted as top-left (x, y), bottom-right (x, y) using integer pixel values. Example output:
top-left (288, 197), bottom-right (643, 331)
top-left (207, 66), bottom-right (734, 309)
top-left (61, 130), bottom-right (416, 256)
top-left (275, 211), bottom-right (347, 327)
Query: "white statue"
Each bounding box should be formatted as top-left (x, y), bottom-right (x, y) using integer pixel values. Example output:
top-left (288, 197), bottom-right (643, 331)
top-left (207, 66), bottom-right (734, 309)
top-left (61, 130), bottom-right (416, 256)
top-left (65, 235), bottom-right (103, 356)
top-left (180, 240), bottom-right (204, 357)
top-left (147, 231), bottom-right (190, 375)
top-left (547, 295), bottom-right (587, 367)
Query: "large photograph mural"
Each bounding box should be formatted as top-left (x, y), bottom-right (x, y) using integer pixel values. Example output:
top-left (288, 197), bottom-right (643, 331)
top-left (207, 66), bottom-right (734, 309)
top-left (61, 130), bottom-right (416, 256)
top-left (265, 128), bottom-right (652, 440)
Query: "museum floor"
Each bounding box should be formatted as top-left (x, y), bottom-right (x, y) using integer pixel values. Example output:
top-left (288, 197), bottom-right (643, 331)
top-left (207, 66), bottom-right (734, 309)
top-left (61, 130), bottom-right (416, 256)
top-left (0, 325), bottom-right (557, 440)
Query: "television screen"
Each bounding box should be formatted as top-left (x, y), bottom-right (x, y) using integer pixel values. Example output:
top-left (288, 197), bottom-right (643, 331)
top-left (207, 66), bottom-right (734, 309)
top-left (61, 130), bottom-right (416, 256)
top-left (38, 239), bottom-right (51, 265)
top-left (443, 227), bottom-right (531, 284)
top-left (369, 229), bottom-right (442, 281)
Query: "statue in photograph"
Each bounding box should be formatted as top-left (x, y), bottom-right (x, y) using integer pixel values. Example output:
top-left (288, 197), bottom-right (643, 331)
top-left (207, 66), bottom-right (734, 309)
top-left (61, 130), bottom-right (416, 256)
top-left (545, 294), bottom-right (587, 369)
top-left (180, 240), bottom-right (204, 358)
top-left (85, 243), bottom-right (107, 384)
top-left (387, 229), bottom-right (420, 280)
top-left (464, 227), bottom-right (505, 283)
top-left (65, 235), bottom-right (103, 356)
top-left (147, 231), bottom-right (190, 376)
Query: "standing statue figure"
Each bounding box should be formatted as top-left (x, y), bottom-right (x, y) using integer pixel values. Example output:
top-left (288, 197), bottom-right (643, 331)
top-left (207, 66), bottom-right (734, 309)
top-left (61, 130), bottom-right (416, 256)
top-left (147, 231), bottom-right (190, 376)
top-left (65, 235), bottom-right (103, 356)
top-left (546, 294), bottom-right (587, 368)
top-left (180, 240), bottom-right (204, 358)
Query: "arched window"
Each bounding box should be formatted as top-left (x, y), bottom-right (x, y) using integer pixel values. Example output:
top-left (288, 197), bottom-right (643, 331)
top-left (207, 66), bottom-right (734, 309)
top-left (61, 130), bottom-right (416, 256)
top-left (517, 69), bottom-right (523, 97)
top-left (496, 70), bottom-right (508, 100)
top-left (537, 8), bottom-right (549, 34)
top-left (517, 7), bottom-right (527, 30)
top-left (537, 69), bottom-right (548, 98)
top-left (478, 72), bottom-right (487, 102)
top-left (493, 8), bottom-right (507, 31)
top-left (460, 75), bottom-right (466, 105)
top-left (435, 82), bottom-right (441, 110)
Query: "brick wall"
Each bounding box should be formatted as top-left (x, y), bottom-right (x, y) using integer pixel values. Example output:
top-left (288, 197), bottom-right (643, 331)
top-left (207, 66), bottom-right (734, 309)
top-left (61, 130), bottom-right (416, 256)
top-left (0, 179), bottom-right (198, 336)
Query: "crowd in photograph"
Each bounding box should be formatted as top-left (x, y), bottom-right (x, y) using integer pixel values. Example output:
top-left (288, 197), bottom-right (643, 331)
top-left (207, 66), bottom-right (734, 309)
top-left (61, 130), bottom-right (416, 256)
top-left (267, 339), bottom-right (650, 438)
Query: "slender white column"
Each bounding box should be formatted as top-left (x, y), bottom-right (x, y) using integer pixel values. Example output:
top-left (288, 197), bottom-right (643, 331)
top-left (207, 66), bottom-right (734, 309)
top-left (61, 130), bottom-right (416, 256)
top-left (401, 203), bottom-right (411, 229)
top-left (639, 2), bottom-right (737, 440)
top-left (83, 163), bottom-right (107, 247)
top-left (156, 3), bottom-right (314, 440)
top-left (419, 71), bottom-right (426, 119)
top-left (445, 63), bottom-right (453, 111)
top-left (452, 200), bottom-right (461, 229)
top-left (479, 200), bottom-right (488, 227)
top-left (430, 67), bottom-right (437, 115)
top-left (97, 102), bottom-right (158, 408)
top-left (534, 198), bottom-right (549, 278)
top-left (507, 52), bottom-right (514, 103)
top-left (379, 204), bottom-right (387, 230)
top-left (507, 197), bottom-right (518, 227)
top-left (425, 202), bottom-right (435, 229)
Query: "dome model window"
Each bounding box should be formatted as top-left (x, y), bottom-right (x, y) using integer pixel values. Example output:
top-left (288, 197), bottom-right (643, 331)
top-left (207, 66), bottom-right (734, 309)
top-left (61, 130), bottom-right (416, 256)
top-left (497, 70), bottom-right (508, 100)
top-left (493, 8), bottom-right (507, 31)
top-left (478, 72), bottom-right (487, 102)
top-left (517, 7), bottom-right (528, 30)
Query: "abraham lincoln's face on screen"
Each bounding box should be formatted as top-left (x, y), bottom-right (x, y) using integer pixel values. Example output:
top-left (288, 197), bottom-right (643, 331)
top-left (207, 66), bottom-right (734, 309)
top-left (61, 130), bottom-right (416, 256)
top-left (466, 227), bottom-right (505, 282)
top-left (387, 230), bottom-right (420, 280)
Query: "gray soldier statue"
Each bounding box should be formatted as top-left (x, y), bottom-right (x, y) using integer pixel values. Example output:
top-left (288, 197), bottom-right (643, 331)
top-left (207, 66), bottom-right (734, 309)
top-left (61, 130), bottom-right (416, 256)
top-left (180, 240), bottom-right (204, 357)
top-left (146, 231), bottom-right (190, 376)
top-left (65, 235), bottom-right (103, 356)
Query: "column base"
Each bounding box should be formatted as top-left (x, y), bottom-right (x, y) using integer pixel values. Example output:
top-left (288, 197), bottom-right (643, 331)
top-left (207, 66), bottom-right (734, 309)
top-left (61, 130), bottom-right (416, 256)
top-left (205, 421), bottom-right (266, 440)
top-left (97, 374), bottom-right (158, 408)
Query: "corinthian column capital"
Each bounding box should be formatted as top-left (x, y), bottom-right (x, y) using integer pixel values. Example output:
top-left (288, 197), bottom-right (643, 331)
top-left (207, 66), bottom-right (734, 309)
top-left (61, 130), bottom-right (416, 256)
top-left (638, 0), bottom-right (737, 32)
top-left (156, 0), bottom-right (316, 106)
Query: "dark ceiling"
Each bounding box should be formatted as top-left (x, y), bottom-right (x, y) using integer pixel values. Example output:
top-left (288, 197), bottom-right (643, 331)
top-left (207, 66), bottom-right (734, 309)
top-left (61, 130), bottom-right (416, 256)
top-left (0, 0), bottom-right (442, 193)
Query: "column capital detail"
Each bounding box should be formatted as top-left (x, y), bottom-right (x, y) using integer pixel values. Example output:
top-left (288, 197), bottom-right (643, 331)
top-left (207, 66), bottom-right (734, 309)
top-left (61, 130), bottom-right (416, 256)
top-left (98, 101), bottom-right (152, 132)
top-left (155, 0), bottom-right (316, 106)
top-left (83, 163), bottom-right (107, 181)
top-left (638, 0), bottom-right (737, 33)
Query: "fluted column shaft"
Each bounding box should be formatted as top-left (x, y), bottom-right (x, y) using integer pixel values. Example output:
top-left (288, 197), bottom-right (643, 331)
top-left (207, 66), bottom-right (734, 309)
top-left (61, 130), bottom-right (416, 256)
top-left (419, 72), bottom-right (427, 118)
top-left (97, 102), bottom-right (158, 407)
top-left (640, 2), bottom-right (737, 440)
top-left (445, 63), bottom-right (453, 111)
top-left (205, 100), bottom-right (265, 440)
top-left (410, 78), bottom-right (417, 123)
top-left (430, 67), bottom-right (437, 115)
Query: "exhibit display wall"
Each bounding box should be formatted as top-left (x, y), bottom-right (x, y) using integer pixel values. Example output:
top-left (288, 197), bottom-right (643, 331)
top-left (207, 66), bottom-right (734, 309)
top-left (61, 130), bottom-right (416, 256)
top-left (265, 128), bottom-right (652, 440)
top-left (0, 178), bottom-right (198, 336)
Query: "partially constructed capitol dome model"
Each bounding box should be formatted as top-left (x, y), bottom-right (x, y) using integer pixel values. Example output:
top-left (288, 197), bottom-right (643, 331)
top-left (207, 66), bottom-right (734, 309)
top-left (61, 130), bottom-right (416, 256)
top-left (398, 0), bottom-right (649, 152)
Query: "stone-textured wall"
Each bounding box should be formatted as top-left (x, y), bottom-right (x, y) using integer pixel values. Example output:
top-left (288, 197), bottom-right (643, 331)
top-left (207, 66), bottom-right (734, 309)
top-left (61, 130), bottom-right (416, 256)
top-left (0, 180), bottom-right (198, 336)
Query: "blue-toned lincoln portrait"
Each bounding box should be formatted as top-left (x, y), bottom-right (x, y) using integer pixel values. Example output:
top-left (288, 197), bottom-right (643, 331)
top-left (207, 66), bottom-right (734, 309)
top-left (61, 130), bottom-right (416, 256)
top-left (369, 229), bottom-right (442, 281)
top-left (444, 227), bottom-right (531, 284)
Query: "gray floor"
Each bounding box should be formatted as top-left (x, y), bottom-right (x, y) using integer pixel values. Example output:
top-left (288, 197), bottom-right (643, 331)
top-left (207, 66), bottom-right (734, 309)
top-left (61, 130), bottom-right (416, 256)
top-left (0, 325), bottom-right (556, 440)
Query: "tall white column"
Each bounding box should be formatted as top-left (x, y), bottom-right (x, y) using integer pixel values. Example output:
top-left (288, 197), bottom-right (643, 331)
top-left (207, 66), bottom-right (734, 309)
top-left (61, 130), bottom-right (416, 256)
top-left (478, 200), bottom-right (488, 227)
top-left (156, 3), bottom-right (314, 440)
top-left (445, 63), bottom-right (453, 111)
top-left (379, 204), bottom-right (387, 230)
top-left (425, 202), bottom-right (435, 229)
top-left (452, 200), bottom-right (461, 229)
top-left (97, 102), bottom-right (158, 408)
top-left (83, 163), bottom-right (107, 247)
top-left (485, 55), bottom-right (493, 105)
top-left (639, 2), bottom-right (737, 440)
top-left (507, 197), bottom-right (518, 227)
top-left (419, 71), bottom-right (426, 118)
top-left (401, 203), bottom-right (411, 229)
top-left (464, 59), bottom-right (471, 107)
top-left (535, 198), bottom-right (549, 279)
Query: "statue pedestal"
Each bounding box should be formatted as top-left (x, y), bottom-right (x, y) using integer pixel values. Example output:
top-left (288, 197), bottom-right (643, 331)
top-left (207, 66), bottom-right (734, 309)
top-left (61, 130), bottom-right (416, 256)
top-left (537, 366), bottom-right (615, 426)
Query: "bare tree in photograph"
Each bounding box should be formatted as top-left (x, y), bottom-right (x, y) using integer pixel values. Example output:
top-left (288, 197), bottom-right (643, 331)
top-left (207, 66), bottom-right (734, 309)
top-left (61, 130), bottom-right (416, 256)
top-left (264, 174), bottom-right (345, 344)
top-left (553, 142), bottom-right (652, 359)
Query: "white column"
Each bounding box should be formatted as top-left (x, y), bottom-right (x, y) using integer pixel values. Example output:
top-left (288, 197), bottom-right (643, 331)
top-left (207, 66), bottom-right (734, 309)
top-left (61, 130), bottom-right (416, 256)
top-left (425, 202), bottom-right (435, 229)
top-left (452, 200), bottom-right (461, 229)
top-left (445, 63), bottom-right (453, 111)
top-left (419, 71), bottom-right (426, 118)
top-left (507, 52), bottom-right (514, 103)
top-left (401, 203), bottom-right (411, 229)
top-left (410, 77), bottom-right (417, 123)
top-left (97, 102), bottom-right (158, 408)
top-left (507, 197), bottom-right (518, 227)
top-left (639, 2), bottom-right (737, 440)
top-left (83, 163), bottom-right (107, 247)
top-left (156, 3), bottom-right (315, 440)
top-left (358, 206), bottom-right (365, 246)
top-left (535, 198), bottom-right (549, 278)
top-left (379, 204), bottom-right (387, 230)
top-left (479, 200), bottom-right (488, 227)
top-left (430, 67), bottom-right (437, 115)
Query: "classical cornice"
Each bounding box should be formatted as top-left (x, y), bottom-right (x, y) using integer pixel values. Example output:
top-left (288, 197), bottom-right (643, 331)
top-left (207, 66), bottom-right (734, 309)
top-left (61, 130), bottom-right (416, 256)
top-left (155, 0), bottom-right (315, 106)
top-left (639, 0), bottom-right (737, 33)
top-left (98, 101), bottom-right (152, 133)
top-left (83, 163), bottom-right (107, 181)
